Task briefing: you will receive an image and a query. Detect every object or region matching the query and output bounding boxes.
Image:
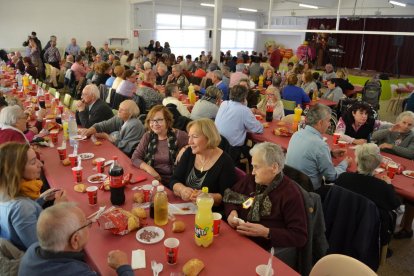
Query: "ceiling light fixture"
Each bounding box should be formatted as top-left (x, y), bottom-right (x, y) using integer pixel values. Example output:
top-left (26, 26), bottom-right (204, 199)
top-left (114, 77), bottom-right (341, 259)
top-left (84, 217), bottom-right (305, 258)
top-left (200, 3), bottom-right (215, 7)
top-left (299, 3), bottom-right (318, 9)
top-left (238, 7), bottom-right (258, 12)
top-left (389, 0), bottom-right (406, 7)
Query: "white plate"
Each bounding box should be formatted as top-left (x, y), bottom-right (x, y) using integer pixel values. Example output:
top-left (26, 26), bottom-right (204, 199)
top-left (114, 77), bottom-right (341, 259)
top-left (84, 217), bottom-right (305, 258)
top-left (87, 173), bottom-right (107, 184)
top-left (73, 135), bottom-right (87, 141)
top-left (374, 168), bottom-right (385, 174)
top-left (136, 226), bottom-right (165, 244)
top-left (168, 203), bottom-right (197, 215)
top-left (79, 152), bottom-right (95, 160)
top-left (402, 170), bottom-right (414, 179)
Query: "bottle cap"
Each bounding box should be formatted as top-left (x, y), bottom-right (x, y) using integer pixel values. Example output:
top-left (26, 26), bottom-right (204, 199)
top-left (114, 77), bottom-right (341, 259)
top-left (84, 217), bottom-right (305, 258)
top-left (157, 186), bottom-right (164, 192)
top-left (202, 187), bottom-right (209, 193)
top-left (152, 180), bottom-right (159, 187)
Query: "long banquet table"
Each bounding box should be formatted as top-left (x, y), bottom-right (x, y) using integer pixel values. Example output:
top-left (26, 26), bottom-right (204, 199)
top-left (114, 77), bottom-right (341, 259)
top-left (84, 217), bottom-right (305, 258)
top-left (248, 120), bottom-right (414, 202)
top-left (40, 134), bottom-right (299, 276)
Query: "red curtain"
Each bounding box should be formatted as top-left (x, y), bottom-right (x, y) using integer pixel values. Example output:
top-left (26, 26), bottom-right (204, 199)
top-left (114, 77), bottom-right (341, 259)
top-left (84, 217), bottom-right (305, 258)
top-left (307, 18), bottom-right (414, 76)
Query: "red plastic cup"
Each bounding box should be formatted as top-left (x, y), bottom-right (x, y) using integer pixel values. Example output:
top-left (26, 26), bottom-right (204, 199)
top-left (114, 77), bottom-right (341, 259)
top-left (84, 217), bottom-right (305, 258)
top-left (72, 166), bottom-right (83, 183)
top-left (95, 158), bottom-right (106, 173)
top-left (164, 238), bottom-right (180, 265)
top-left (68, 154), bottom-right (78, 168)
top-left (338, 141), bottom-right (347, 148)
top-left (57, 105), bottom-right (64, 114)
top-left (49, 131), bottom-right (58, 143)
top-left (333, 133), bottom-right (340, 145)
top-left (256, 264), bottom-right (274, 276)
top-left (142, 185), bottom-right (153, 202)
top-left (213, 212), bottom-right (222, 236)
top-left (57, 147), bottom-right (67, 160)
top-left (45, 93), bottom-right (50, 100)
top-left (86, 186), bottom-right (98, 205)
top-left (387, 162), bottom-right (398, 179)
top-left (18, 91), bottom-right (24, 98)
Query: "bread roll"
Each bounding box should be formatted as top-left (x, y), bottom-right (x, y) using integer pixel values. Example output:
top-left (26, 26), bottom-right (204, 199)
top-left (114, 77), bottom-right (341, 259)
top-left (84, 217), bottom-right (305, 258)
top-left (182, 259), bottom-right (205, 276)
top-left (131, 207), bottom-right (147, 219)
top-left (172, 220), bottom-right (186, 233)
top-left (133, 191), bottom-right (145, 203)
top-left (74, 184), bottom-right (86, 193)
top-left (127, 215), bottom-right (140, 231)
top-left (62, 158), bottom-right (71, 166)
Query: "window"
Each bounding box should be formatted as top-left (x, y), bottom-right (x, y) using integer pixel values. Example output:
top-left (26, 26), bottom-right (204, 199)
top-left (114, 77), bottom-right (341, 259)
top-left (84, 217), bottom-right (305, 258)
top-left (221, 19), bottom-right (256, 54)
top-left (156, 13), bottom-right (207, 57)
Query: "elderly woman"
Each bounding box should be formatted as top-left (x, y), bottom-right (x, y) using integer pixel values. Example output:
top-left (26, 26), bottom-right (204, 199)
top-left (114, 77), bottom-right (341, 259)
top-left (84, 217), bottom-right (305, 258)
top-left (162, 83), bottom-right (190, 117)
top-left (170, 118), bottom-right (235, 210)
top-left (335, 101), bottom-right (382, 145)
top-left (155, 62), bottom-right (170, 87)
top-left (136, 70), bottom-right (164, 110)
top-left (372, 111), bottom-right (414, 160)
top-left (255, 86), bottom-right (285, 120)
top-left (190, 86), bottom-right (222, 121)
top-left (92, 62), bottom-right (111, 87)
top-left (333, 69), bottom-right (354, 93)
top-left (81, 100), bottom-right (145, 156)
top-left (239, 78), bottom-right (259, 108)
top-left (223, 142), bottom-right (307, 250)
top-left (0, 105), bottom-right (30, 144)
top-left (131, 105), bottom-right (188, 184)
top-left (321, 63), bottom-right (336, 81)
top-left (335, 143), bottom-right (400, 245)
top-left (0, 143), bottom-right (66, 251)
top-left (166, 64), bottom-right (189, 94)
top-left (321, 78), bottom-right (344, 103)
top-left (116, 69), bottom-right (137, 98)
top-left (301, 71), bottom-right (318, 95)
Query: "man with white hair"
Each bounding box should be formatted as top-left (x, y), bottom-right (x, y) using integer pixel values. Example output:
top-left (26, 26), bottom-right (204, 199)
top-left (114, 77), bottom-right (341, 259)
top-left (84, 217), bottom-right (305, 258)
top-left (19, 202), bottom-right (134, 276)
top-left (198, 70), bottom-right (229, 101)
top-left (76, 84), bottom-right (113, 128)
top-left (81, 100), bottom-right (145, 155)
top-left (0, 105), bottom-right (29, 144)
top-left (65, 38), bottom-right (80, 57)
top-left (229, 63), bottom-right (248, 88)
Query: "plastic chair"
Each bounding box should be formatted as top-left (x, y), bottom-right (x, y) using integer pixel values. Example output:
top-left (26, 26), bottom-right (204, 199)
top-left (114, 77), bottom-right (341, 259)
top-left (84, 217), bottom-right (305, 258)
top-left (309, 254), bottom-right (377, 276)
top-left (55, 91), bottom-right (61, 102)
top-left (234, 167), bottom-right (246, 184)
top-left (70, 100), bottom-right (78, 112)
top-left (112, 109), bottom-right (118, 116)
top-left (48, 88), bottom-right (56, 97)
top-left (63, 93), bottom-right (72, 107)
top-left (281, 99), bottom-right (296, 113)
top-left (386, 84), bottom-right (399, 112)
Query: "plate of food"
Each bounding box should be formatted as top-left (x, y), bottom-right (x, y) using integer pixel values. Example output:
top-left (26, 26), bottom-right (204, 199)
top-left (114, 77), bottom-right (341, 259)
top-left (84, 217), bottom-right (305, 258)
top-left (73, 135), bottom-right (88, 141)
top-left (87, 173), bottom-right (107, 184)
top-left (169, 202), bottom-right (197, 215)
top-left (136, 226), bottom-right (165, 244)
top-left (273, 127), bottom-right (293, 137)
top-left (79, 152), bottom-right (95, 160)
top-left (402, 170), bottom-right (414, 179)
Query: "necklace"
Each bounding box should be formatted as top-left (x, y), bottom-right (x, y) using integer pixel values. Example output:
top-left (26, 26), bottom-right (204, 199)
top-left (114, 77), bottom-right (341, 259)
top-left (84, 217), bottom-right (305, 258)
top-left (199, 152), bottom-right (212, 173)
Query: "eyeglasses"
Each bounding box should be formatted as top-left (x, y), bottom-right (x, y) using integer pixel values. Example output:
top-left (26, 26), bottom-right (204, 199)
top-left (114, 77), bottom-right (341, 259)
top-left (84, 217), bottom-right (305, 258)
top-left (68, 220), bottom-right (93, 241)
top-left (149, 118), bottom-right (165, 125)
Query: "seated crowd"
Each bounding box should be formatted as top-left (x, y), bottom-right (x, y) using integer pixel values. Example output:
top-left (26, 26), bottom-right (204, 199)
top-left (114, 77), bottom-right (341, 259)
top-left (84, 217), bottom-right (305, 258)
top-left (1, 34), bottom-right (414, 275)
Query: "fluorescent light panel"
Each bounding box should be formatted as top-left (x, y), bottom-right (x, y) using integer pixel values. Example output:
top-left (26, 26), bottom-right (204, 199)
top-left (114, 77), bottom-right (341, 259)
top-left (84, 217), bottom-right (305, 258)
top-left (299, 3), bottom-right (318, 9)
top-left (238, 7), bottom-right (258, 12)
top-left (200, 3), bottom-right (215, 7)
top-left (389, 0), bottom-right (406, 7)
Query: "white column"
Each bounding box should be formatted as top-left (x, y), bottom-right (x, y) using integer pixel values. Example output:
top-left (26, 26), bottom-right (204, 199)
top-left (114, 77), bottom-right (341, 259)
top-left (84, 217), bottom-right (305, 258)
top-left (212, 0), bottom-right (223, 62)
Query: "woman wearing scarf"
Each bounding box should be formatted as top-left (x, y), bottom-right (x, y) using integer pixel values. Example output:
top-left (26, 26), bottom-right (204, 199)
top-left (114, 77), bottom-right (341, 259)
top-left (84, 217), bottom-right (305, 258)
top-left (0, 143), bottom-right (67, 251)
top-left (131, 105), bottom-right (188, 184)
top-left (223, 142), bottom-right (307, 250)
top-left (190, 86), bottom-right (222, 121)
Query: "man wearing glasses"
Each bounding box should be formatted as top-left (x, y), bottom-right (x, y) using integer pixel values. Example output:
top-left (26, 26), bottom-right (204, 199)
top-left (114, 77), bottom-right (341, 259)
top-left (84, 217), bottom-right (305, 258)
top-left (19, 202), bottom-right (133, 276)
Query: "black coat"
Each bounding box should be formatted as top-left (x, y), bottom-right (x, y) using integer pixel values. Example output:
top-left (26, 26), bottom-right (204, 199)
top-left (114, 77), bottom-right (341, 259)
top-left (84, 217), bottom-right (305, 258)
top-left (76, 98), bottom-right (114, 128)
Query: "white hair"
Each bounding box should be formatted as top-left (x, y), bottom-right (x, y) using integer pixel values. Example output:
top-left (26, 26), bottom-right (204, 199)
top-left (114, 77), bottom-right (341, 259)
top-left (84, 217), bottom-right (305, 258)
top-left (83, 84), bottom-right (100, 99)
top-left (37, 202), bottom-right (82, 252)
top-left (396, 111), bottom-right (414, 126)
top-left (143, 61), bottom-right (152, 70)
top-left (0, 105), bottom-right (24, 126)
top-left (250, 142), bottom-right (285, 170)
top-left (355, 143), bottom-right (382, 175)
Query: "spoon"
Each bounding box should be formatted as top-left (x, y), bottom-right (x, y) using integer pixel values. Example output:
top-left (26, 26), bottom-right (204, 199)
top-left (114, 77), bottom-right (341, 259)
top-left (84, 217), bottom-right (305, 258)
top-left (155, 262), bottom-right (163, 276)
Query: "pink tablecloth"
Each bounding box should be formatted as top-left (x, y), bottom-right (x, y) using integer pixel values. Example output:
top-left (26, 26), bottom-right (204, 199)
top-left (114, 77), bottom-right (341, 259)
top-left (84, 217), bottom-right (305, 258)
top-left (40, 136), bottom-right (299, 276)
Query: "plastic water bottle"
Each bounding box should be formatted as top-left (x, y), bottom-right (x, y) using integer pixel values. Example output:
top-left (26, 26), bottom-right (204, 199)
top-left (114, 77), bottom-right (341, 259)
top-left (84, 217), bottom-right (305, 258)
top-left (195, 187), bottom-right (214, 247)
top-left (154, 186), bottom-right (169, 226)
top-left (68, 114), bottom-right (78, 147)
top-left (16, 72), bottom-right (23, 90)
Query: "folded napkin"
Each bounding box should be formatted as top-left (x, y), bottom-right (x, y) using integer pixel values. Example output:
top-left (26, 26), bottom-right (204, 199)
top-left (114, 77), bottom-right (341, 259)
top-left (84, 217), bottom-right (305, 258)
top-left (131, 249), bottom-right (146, 270)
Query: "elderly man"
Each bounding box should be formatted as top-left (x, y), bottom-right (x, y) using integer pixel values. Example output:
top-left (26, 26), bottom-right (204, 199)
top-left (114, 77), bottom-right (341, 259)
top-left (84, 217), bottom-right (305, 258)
top-left (71, 55), bottom-right (88, 82)
top-left (76, 84), bottom-right (113, 128)
top-left (166, 64), bottom-right (189, 94)
top-left (224, 142), bottom-right (307, 251)
top-left (99, 42), bottom-right (113, 62)
top-left (321, 63), bottom-right (336, 81)
top-left (229, 63), bottom-right (249, 88)
top-left (65, 38), bottom-right (80, 57)
top-left (81, 100), bottom-right (145, 156)
top-left (215, 85), bottom-right (263, 161)
top-left (85, 41), bottom-right (97, 63)
top-left (14, 51), bottom-right (25, 73)
top-left (285, 104), bottom-right (351, 195)
top-left (198, 70), bottom-right (229, 101)
top-left (155, 62), bottom-right (170, 86)
top-left (43, 40), bottom-right (61, 69)
top-left (43, 35), bottom-right (57, 53)
top-left (162, 83), bottom-right (190, 117)
top-left (0, 105), bottom-right (29, 144)
top-left (18, 202), bottom-right (133, 276)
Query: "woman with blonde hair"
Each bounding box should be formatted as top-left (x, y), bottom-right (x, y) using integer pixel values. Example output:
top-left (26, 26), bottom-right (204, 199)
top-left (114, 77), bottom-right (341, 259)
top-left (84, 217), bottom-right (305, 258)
top-left (255, 87), bottom-right (285, 120)
top-left (0, 143), bottom-right (66, 251)
top-left (170, 118), bottom-right (235, 210)
top-left (334, 68), bottom-right (354, 93)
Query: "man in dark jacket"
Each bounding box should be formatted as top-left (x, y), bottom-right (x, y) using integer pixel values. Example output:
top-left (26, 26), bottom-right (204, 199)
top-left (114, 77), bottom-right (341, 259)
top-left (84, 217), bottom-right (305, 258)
top-left (19, 202), bottom-right (133, 276)
top-left (76, 84), bottom-right (114, 128)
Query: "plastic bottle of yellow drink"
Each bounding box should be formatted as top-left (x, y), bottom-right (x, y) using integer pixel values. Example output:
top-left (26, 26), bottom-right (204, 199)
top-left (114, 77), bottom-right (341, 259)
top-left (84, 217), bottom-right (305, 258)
top-left (154, 186), bottom-right (169, 226)
top-left (195, 187), bottom-right (214, 247)
top-left (22, 75), bottom-right (29, 88)
top-left (293, 104), bottom-right (303, 122)
top-left (258, 75), bottom-right (264, 88)
top-left (62, 121), bottom-right (69, 140)
top-left (188, 83), bottom-right (196, 105)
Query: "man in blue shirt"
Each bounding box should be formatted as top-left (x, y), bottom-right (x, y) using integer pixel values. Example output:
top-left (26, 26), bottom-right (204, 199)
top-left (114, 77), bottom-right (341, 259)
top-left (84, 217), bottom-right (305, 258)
top-left (19, 202), bottom-right (134, 276)
top-left (198, 70), bottom-right (230, 101)
top-left (285, 104), bottom-right (351, 195)
top-left (65, 38), bottom-right (80, 57)
top-left (216, 85), bottom-right (264, 161)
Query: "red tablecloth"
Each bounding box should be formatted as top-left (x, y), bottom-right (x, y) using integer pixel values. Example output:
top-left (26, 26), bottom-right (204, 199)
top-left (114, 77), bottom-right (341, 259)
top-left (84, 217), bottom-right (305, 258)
top-left (40, 136), bottom-right (299, 276)
top-left (248, 121), bottom-right (414, 202)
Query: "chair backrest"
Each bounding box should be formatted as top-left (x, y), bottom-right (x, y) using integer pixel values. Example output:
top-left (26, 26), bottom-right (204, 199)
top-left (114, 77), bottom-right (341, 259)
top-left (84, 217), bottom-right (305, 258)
top-left (98, 84), bottom-right (109, 101)
top-left (70, 99), bottom-right (77, 112)
top-left (48, 88), bottom-right (57, 97)
top-left (281, 99), bottom-right (296, 112)
top-left (45, 63), bottom-right (51, 78)
top-left (55, 91), bottom-right (61, 101)
top-left (112, 93), bottom-right (129, 110)
top-left (390, 84), bottom-right (398, 97)
top-left (234, 167), bottom-right (246, 184)
top-left (309, 254), bottom-right (377, 276)
top-left (63, 93), bottom-right (72, 107)
top-left (283, 164), bottom-right (314, 192)
top-left (112, 109), bottom-right (118, 116)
